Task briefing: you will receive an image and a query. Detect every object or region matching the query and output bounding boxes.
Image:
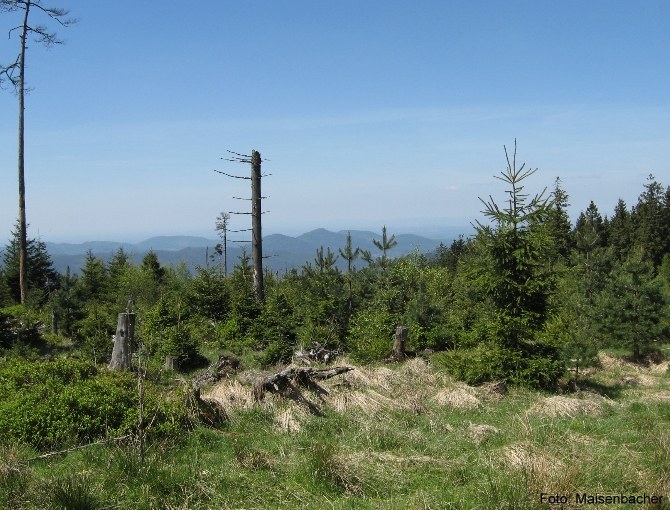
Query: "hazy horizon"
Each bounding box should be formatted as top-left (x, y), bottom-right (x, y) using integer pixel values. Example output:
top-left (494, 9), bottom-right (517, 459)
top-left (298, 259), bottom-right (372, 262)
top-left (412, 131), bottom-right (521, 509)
top-left (1, 2), bottom-right (667, 244)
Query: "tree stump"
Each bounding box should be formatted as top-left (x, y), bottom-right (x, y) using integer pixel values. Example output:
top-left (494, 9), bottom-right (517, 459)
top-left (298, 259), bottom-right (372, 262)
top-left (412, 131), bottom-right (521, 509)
top-left (108, 313), bottom-right (135, 370)
top-left (164, 356), bottom-right (177, 370)
top-left (386, 325), bottom-right (408, 362)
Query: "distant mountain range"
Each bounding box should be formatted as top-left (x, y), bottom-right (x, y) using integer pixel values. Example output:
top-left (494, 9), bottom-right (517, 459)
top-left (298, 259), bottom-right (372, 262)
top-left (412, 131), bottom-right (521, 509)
top-left (37, 228), bottom-right (469, 275)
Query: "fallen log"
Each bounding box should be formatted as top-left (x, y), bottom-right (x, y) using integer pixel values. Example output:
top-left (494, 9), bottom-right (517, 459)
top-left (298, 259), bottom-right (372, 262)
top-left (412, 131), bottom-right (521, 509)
top-left (253, 365), bottom-right (353, 401)
top-left (294, 342), bottom-right (341, 365)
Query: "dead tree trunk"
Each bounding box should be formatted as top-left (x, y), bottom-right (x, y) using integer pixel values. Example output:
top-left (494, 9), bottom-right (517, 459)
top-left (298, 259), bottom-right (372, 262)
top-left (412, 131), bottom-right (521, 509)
top-left (385, 325), bottom-right (408, 362)
top-left (251, 150), bottom-right (264, 302)
top-left (108, 312), bottom-right (135, 370)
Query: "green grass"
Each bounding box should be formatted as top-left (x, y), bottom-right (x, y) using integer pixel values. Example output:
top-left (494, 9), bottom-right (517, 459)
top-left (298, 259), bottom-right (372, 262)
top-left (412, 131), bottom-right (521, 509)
top-left (2, 354), bottom-right (670, 509)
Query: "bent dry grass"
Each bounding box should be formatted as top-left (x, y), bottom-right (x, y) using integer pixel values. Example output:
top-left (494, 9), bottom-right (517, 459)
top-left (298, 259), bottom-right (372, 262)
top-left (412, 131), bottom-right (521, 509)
top-left (2, 353), bottom-right (670, 509)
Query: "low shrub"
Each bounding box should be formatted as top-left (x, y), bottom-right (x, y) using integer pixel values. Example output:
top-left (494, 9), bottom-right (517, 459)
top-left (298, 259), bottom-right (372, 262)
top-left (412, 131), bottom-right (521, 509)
top-left (0, 359), bottom-right (190, 451)
top-left (433, 342), bottom-right (565, 390)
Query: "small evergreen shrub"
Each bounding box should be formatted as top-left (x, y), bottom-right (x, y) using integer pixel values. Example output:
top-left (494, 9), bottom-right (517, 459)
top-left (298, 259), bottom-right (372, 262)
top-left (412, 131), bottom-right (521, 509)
top-left (433, 342), bottom-right (564, 390)
top-left (346, 305), bottom-right (398, 362)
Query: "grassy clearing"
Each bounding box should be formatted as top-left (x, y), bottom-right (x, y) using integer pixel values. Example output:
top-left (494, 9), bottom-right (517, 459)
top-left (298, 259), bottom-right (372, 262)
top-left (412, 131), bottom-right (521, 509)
top-left (2, 355), bottom-right (670, 509)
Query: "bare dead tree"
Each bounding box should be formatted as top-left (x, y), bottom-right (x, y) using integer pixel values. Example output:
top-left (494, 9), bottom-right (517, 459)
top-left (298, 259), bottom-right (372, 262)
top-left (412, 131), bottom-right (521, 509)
top-left (214, 149), bottom-right (269, 302)
top-left (0, 0), bottom-right (76, 303)
top-left (215, 212), bottom-right (230, 276)
top-left (250, 150), bottom-right (264, 301)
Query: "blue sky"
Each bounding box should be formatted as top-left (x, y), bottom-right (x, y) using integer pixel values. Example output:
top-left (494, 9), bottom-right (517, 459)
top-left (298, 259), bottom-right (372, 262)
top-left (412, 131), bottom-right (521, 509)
top-left (0, 0), bottom-right (668, 242)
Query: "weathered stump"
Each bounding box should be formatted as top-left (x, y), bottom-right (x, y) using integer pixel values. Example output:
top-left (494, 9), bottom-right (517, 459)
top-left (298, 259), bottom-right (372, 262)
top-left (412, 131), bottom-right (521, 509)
top-left (108, 313), bottom-right (135, 370)
top-left (385, 325), bottom-right (408, 362)
top-left (164, 355), bottom-right (177, 370)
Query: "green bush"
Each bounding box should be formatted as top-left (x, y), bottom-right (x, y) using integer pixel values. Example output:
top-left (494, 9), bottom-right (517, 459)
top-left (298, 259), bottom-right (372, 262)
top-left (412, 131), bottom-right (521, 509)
top-left (260, 341), bottom-right (294, 367)
top-left (0, 305), bottom-right (44, 349)
top-left (0, 359), bottom-right (190, 451)
top-left (433, 342), bottom-right (564, 389)
top-left (346, 305), bottom-right (398, 363)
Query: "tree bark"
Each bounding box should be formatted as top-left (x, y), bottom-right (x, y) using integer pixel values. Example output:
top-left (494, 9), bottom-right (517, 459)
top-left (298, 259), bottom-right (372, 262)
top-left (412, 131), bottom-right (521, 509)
top-left (17, 2), bottom-right (30, 304)
top-left (108, 313), bottom-right (135, 370)
top-left (385, 325), bottom-right (408, 362)
top-left (251, 150), bottom-right (264, 301)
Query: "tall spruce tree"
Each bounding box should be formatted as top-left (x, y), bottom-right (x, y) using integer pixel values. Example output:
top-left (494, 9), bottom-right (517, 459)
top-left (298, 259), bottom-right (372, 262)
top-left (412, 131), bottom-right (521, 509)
top-left (79, 250), bottom-right (107, 302)
top-left (2, 223), bottom-right (58, 304)
top-left (476, 141), bottom-right (554, 346)
top-left (573, 201), bottom-right (606, 256)
top-left (632, 175), bottom-right (669, 267)
top-left (597, 251), bottom-right (667, 358)
top-left (609, 198), bottom-right (633, 262)
top-left (545, 177), bottom-right (573, 260)
top-left (339, 231), bottom-right (361, 314)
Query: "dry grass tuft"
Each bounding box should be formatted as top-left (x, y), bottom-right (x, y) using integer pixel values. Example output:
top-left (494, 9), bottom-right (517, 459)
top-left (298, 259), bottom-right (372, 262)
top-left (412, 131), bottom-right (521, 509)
top-left (621, 374), bottom-right (659, 387)
top-left (398, 391), bottom-right (429, 415)
top-left (339, 365), bottom-right (392, 392)
top-left (0, 446), bottom-right (23, 479)
top-left (397, 358), bottom-right (439, 386)
top-left (468, 423), bottom-right (499, 444)
top-left (433, 385), bottom-right (482, 410)
top-left (274, 405), bottom-right (308, 434)
top-left (502, 441), bottom-right (565, 475)
top-left (644, 390), bottom-right (670, 402)
top-left (528, 395), bottom-right (604, 418)
top-left (328, 390), bottom-right (396, 416)
top-left (650, 361), bottom-right (670, 374)
top-left (204, 379), bottom-right (257, 413)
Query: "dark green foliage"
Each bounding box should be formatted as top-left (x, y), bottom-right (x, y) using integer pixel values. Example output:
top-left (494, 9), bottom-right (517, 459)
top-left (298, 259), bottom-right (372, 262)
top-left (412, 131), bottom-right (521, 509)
top-left (545, 177), bottom-right (573, 260)
top-left (140, 250), bottom-right (166, 284)
top-left (573, 201), bottom-right (607, 255)
top-left (0, 269), bottom-right (12, 307)
top-left (51, 475), bottom-right (100, 510)
top-left (631, 175), bottom-right (670, 267)
top-left (432, 236), bottom-right (468, 272)
top-left (190, 266), bottom-right (229, 322)
top-left (51, 267), bottom-right (85, 338)
top-left (0, 359), bottom-right (190, 451)
top-left (0, 359), bottom-right (131, 450)
top-left (3, 223), bottom-right (59, 305)
top-left (596, 252), bottom-right (668, 358)
top-left (0, 304), bottom-right (44, 350)
top-left (372, 225), bottom-right (398, 271)
top-left (609, 198), bottom-right (633, 261)
top-left (346, 298), bottom-right (397, 362)
top-left (79, 250), bottom-right (107, 302)
top-left (143, 294), bottom-right (203, 369)
top-left (433, 342), bottom-right (564, 389)
top-left (476, 142), bottom-right (554, 348)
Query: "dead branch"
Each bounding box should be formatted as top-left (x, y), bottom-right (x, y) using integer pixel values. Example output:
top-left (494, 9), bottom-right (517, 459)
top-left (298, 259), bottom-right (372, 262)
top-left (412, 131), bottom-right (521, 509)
top-left (253, 366), bottom-right (353, 402)
top-left (25, 434), bottom-right (133, 462)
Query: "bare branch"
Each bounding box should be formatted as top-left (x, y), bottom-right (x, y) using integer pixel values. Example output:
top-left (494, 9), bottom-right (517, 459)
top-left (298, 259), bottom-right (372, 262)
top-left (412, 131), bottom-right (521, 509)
top-left (213, 169), bottom-right (250, 179)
